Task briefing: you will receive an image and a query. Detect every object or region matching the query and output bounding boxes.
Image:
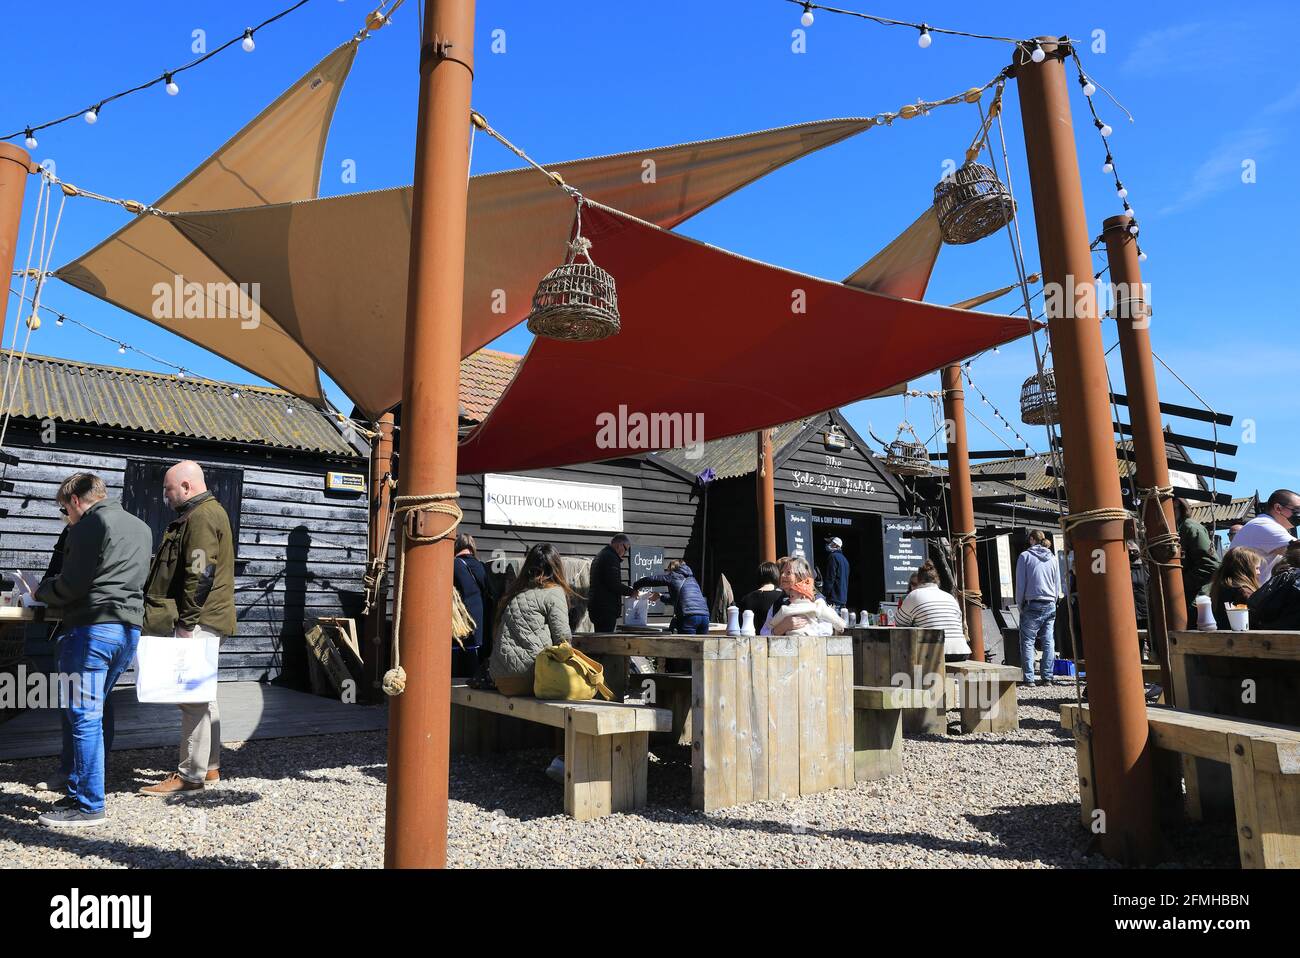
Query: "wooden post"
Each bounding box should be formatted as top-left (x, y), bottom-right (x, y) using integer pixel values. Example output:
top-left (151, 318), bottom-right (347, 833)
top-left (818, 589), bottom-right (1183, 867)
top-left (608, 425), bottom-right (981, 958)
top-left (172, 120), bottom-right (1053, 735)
top-left (362, 412), bottom-right (396, 703)
top-left (1101, 215), bottom-right (1183, 700)
top-left (0, 143), bottom-right (33, 348)
top-left (756, 429), bottom-right (777, 563)
top-left (1015, 37), bottom-right (1160, 864)
top-left (384, 0), bottom-right (475, 870)
top-left (941, 364), bottom-right (985, 660)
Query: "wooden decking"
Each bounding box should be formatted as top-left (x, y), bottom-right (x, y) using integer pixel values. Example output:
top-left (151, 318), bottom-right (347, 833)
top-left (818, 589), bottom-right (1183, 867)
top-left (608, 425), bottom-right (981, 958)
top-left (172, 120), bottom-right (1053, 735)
top-left (0, 682), bottom-right (387, 760)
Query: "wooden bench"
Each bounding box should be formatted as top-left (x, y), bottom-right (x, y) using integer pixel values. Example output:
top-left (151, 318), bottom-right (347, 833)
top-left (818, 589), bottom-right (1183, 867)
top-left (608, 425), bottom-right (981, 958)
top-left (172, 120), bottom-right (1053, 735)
top-left (853, 685), bottom-right (938, 781)
top-left (450, 684), bottom-right (671, 821)
top-left (946, 661), bottom-right (1021, 734)
top-left (1062, 703), bottom-right (1300, 868)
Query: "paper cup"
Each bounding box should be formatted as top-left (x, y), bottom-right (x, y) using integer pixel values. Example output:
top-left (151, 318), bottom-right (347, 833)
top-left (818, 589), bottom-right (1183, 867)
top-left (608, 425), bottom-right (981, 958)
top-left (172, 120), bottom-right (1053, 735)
top-left (1226, 607), bottom-right (1249, 632)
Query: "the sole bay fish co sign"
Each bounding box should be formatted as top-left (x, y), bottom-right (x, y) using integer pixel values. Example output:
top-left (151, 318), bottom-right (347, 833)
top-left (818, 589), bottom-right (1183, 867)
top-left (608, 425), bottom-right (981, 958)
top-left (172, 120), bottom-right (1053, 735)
top-left (483, 474), bottom-right (624, 532)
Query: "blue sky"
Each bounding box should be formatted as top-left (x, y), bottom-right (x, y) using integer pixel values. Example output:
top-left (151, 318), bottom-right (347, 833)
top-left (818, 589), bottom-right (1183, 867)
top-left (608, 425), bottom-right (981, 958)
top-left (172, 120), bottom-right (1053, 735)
top-left (5, 0), bottom-right (1298, 501)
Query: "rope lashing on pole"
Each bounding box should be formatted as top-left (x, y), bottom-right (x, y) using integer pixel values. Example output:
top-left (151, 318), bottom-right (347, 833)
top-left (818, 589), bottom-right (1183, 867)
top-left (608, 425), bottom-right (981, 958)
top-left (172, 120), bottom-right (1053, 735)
top-left (1135, 484), bottom-right (1182, 568)
top-left (1060, 506), bottom-right (1131, 537)
top-left (362, 473), bottom-right (400, 616)
top-left (383, 491), bottom-right (464, 697)
top-left (950, 530), bottom-right (985, 643)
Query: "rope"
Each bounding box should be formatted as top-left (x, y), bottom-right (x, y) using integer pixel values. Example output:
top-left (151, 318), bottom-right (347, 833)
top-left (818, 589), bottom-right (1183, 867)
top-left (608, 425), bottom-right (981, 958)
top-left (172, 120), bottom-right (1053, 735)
top-left (383, 491), bottom-right (464, 696)
top-left (1060, 507), bottom-right (1131, 536)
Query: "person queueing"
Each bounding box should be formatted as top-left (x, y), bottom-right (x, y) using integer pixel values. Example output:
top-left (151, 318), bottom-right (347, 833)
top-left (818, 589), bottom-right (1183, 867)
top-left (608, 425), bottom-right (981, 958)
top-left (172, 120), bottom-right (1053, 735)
top-left (633, 559), bottom-right (710, 634)
top-left (489, 543), bottom-right (578, 697)
top-left (452, 533), bottom-right (491, 676)
top-left (588, 534), bottom-right (637, 633)
top-left (35, 473), bottom-right (152, 828)
top-left (737, 561), bottom-right (784, 633)
top-left (1014, 530), bottom-right (1062, 685)
top-left (1230, 489), bottom-right (1300, 584)
top-left (895, 559), bottom-right (968, 661)
top-left (1174, 497), bottom-right (1221, 624)
top-left (1210, 546), bottom-right (1262, 630)
top-left (822, 537), bottom-right (850, 609)
top-left (139, 461), bottom-right (237, 795)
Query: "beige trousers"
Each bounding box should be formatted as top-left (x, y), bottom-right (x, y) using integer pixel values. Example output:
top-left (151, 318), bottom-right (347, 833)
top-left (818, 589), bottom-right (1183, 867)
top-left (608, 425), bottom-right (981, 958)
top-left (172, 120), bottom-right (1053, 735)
top-left (177, 626), bottom-right (223, 783)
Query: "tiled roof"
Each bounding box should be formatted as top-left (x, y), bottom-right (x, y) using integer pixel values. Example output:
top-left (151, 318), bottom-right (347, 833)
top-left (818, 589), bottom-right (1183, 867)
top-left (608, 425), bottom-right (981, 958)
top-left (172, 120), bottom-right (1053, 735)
top-left (1, 352), bottom-right (358, 456)
top-left (653, 418), bottom-right (816, 480)
top-left (459, 349), bottom-right (521, 423)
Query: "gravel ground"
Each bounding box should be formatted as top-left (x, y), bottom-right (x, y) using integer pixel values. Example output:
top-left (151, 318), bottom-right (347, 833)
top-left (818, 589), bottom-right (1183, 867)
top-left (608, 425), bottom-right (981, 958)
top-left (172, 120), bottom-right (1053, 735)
top-left (0, 684), bottom-right (1240, 868)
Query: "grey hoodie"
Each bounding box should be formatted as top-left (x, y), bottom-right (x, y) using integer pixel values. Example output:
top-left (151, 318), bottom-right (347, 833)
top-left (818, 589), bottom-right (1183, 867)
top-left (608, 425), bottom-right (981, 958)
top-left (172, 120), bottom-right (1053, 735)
top-left (1015, 544), bottom-right (1061, 606)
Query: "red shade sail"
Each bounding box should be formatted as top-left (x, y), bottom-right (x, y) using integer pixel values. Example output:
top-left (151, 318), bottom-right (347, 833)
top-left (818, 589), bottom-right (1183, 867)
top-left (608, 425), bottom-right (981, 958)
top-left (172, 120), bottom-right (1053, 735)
top-left (457, 203), bottom-right (1036, 475)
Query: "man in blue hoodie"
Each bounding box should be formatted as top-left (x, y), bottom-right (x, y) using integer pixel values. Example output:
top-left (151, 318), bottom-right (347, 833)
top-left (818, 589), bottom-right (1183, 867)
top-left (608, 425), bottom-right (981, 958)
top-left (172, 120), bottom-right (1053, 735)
top-left (1015, 530), bottom-right (1062, 685)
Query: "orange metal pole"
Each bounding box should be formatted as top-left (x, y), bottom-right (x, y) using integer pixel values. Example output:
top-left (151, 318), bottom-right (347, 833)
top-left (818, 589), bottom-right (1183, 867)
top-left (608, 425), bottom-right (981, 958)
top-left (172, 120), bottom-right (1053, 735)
top-left (1102, 214), bottom-right (1182, 700)
top-left (363, 412), bottom-right (396, 703)
top-left (0, 143), bottom-right (34, 348)
top-left (942, 364), bottom-right (985, 661)
top-left (1015, 37), bottom-right (1159, 864)
top-left (757, 429), bottom-right (777, 563)
top-left (384, 0), bottom-right (475, 869)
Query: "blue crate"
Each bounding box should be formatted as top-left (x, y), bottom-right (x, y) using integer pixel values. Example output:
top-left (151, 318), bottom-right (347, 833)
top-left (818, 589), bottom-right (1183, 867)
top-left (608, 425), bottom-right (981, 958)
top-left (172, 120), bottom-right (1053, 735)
top-left (1053, 659), bottom-right (1077, 677)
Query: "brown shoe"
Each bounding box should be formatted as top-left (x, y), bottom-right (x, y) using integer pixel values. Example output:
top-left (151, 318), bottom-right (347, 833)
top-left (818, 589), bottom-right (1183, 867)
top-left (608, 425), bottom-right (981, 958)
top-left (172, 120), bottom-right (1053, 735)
top-left (139, 772), bottom-right (204, 795)
top-left (205, 769), bottom-right (220, 783)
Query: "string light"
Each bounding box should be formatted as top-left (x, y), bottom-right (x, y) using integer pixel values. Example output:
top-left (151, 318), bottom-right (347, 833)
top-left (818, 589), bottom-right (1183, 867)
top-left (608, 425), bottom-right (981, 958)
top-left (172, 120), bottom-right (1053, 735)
top-left (117, 343), bottom-right (126, 354)
top-left (23, 129), bottom-right (37, 150)
top-left (779, 1), bottom-right (1023, 46)
top-left (1094, 117), bottom-right (1112, 137)
top-left (800, 2), bottom-right (814, 26)
top-left (2, 0), bottom-right (324, 144)
top-left (1102, 155), bottom-right (1113, 174)
top-left (917, 24), bottom-right (932, 48)
top-left (55, 314), bottom-right (64, 327)
top-left (1030, 42), bottom-right (1046, 63)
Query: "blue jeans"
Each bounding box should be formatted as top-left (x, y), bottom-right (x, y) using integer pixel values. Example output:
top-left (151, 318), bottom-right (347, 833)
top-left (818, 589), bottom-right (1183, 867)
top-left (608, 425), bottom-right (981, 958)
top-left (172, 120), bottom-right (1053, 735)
top-left (58, 624), bottom-right (140, 813)
top-left (678, 613), bottom-right (710, 635)
top-left (1019, 600), bottom-right (1056, 683)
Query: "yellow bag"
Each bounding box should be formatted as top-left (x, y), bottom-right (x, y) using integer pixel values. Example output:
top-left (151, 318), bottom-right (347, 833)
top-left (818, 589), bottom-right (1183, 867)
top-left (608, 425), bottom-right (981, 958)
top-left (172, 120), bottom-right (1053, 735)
top-left (534, 643), bottom-right (614, 701)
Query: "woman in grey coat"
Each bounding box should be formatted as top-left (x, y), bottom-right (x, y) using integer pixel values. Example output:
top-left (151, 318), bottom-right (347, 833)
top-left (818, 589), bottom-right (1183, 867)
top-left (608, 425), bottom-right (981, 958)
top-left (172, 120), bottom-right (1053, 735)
top-left (489, 543), bottom-right (577, 696)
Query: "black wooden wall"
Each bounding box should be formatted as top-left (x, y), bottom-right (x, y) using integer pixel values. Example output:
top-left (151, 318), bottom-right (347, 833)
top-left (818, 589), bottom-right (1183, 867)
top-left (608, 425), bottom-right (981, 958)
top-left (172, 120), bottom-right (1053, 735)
top-left (0, 423), bottom-right (368, 686)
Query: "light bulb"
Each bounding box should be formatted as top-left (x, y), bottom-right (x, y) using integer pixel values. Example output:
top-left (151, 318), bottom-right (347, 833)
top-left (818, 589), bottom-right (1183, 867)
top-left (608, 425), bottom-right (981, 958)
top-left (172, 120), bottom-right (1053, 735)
top-left (1102, 156), bottom-right (1114, 173)
top-left (117, 344), bottom-right (126, 354)
top-left (1099, 121), bottom-right (1113, 137)
top-left (1125, 207), bottom-right (1136, 219)
top-left (232, 391), bottom-right (240, 399)
top-left (84, 108), bottom-right (98, 125)
top-left (286, 405), bottom-right (294, 414)
top-left (800, 5), bottom-right (813, 26)
top-left (55, 315), bottom-right (64, 327)
top-left (993, 345), bottom-right (1000, 354)
top-left (1031, 43), bottom-right (1046, 63)
top-left (165, 75), bottom-right (179, 96)
top-left (1128, 223), bottom-right (1139, 236)
top-left (24, 130), bottom-right (37, 150)
top-left (1083, 80), bottom-right (1096, 97)
top-left (242, 29), bottom-right (255, 52)
top-left (1138, 250), bottom-right (1148, 262)
top-left (177, 370), bottom-right (185, 379)
top-left (918, 26), bottom-right (932, 48)
top-left (1117, 185), bottom-right (1128, 198)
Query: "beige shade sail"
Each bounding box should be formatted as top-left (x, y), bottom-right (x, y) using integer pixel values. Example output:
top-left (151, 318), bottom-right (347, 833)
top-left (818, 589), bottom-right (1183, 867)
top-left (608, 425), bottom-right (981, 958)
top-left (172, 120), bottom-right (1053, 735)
top-left (55, 40), bottom-right (362, 405)
top-left (158, 118), bottom-right (879, 418)
top-left (842, 206), bottom-right (942, 300)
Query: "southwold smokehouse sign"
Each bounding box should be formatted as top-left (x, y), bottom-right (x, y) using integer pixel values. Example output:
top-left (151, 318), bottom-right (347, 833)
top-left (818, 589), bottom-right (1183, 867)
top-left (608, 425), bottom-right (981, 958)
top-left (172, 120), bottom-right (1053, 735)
top-left (483, 474), bottom-right (624, 532)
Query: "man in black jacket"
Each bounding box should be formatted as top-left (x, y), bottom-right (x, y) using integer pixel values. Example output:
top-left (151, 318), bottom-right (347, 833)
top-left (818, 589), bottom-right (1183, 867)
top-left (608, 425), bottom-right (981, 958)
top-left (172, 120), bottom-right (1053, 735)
top-left (34, 473), bottom-right (152, 829)
top-left (588, 534), bottom-right (636, 633)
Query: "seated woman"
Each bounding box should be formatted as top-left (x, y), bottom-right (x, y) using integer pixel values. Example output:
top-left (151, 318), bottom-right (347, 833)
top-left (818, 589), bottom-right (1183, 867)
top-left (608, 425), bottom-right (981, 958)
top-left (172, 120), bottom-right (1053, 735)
top-left (736, 561), bottom-right (784, 633)
top-left (768, 556), bottom-right (846, 637)
top-left (632, 559), bottom-right (711, 634)
top-left (895, 559), bottom-right (969, 661)
top-left (488, 543), bottom-right (577, 697)
top-left (1247, 542), bottom-right (1300, 631)
top-left (1210, 546), bottom-right (1262, 630)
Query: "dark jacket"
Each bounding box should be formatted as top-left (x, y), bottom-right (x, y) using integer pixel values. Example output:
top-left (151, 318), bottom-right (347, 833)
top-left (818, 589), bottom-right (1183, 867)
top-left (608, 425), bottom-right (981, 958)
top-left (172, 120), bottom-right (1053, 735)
top-left (35, 499), bottom-right (152, 628)
top-left (143, 491), bottom-right (237, 635)
top-left (588, 545), bottom-right (635, 619)
top-left (823, 550), bottom-right (850, 606)
top-left (1247, 568), bottom-right (1300, 630)
top-left (1179, 517), bottom-right (1220, 605)
top-left (737, 587), bottom-right (784, 631)
top-left (633, 563), bottom-right (710, 618)
top-left (453, 553), bottom-right (489, 650)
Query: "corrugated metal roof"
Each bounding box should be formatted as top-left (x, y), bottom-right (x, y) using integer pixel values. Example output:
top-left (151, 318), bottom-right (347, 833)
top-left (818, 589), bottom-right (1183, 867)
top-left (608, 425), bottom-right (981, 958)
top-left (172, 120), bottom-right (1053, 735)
top-left (968, 440), bottom-right (1191, 494)
top-left (654, 418), bottom-right (815, 480)
top-left (459, 349), bottom-right (520, 423)
top-left (1, 353), bottom-right (357, 456)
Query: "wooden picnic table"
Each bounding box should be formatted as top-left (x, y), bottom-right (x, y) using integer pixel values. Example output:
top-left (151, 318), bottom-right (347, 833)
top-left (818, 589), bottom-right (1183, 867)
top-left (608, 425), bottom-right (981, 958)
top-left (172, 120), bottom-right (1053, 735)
top-left (846, 626), bottom-right (948, 734)
top-left (1168, 629), bottom-right (1300, 820)
top-left (573, 632), bottom-right (854, 812)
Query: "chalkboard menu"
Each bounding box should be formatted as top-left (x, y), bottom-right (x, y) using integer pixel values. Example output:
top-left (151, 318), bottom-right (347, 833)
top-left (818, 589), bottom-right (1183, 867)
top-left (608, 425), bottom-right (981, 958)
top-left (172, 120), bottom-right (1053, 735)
top-left (882, 515), bottom-right (928, 596)
top-left (629, 544), bottom-right (666, 615)
top-left (782, 506), bottom-right (816, 563)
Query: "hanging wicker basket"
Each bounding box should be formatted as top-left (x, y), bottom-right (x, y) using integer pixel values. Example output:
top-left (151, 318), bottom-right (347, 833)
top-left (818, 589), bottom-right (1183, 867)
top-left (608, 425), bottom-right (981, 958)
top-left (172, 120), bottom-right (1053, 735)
top-left (1020, 368), bottom-right (1060, 426)
top-left (933, 162), bottom-right (1016, 245)
top-left (526, 199), bottom-right (621, 343)
top-left (883, 422), bottom-right (931, 477)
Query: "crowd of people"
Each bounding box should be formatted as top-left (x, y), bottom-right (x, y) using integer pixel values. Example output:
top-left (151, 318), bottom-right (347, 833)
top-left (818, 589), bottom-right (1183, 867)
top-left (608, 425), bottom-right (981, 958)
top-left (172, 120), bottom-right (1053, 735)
top-left (26, 463), bottom-right (238, 829)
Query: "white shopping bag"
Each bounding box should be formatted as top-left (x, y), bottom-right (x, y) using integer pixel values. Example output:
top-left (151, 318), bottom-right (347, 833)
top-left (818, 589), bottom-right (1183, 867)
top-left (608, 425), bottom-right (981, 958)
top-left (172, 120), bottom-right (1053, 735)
top-left (622, 595), bottom-right (649, 628)
top-left (134, 634), bottom-right (219, 703)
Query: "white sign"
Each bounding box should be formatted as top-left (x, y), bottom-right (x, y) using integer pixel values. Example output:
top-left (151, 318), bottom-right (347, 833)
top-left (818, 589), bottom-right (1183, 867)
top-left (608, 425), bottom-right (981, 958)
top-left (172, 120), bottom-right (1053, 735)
top-left (1168, 468), bottom-right (1197, 492)
top-left (483, 474), bottom-right (624, 532)
top-left (996, 535), bottom-right (1014, 600)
